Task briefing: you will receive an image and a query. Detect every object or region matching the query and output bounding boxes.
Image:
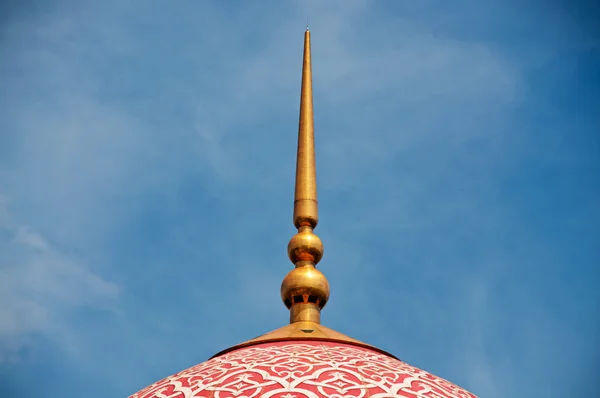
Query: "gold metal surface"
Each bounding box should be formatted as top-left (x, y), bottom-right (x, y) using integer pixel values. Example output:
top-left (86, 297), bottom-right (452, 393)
top-left (289, 303), bottom-right (322, 323)
top-left (280, 28), bottom-right (330, 324)
top-left (287, 226), bottom-right (323, 265)
top-left (281, 262), bottom-right (329, 313)
top-left (293, 28), bottom-right (318, 230)
top-left (210, 322), bottom-right (399, 360)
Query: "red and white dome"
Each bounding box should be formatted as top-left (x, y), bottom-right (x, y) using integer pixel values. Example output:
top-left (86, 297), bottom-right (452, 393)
top-left (130, 340), bottom-right (476, 398)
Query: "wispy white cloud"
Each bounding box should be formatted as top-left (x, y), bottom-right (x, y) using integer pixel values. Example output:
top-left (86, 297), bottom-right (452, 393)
top-left (0, 195), bottom-right (118, 362)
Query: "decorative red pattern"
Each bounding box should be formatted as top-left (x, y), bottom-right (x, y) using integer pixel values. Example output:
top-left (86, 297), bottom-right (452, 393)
top-left (130, 341), bottom-right (477, 398)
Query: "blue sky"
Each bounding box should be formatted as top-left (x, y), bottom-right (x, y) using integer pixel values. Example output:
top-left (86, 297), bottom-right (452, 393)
top-left (0, 1), bottom-right (598, 397)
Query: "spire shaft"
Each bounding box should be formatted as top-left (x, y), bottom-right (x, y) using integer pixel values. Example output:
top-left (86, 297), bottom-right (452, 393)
top-left (293, 29), bottom-right (318, 229)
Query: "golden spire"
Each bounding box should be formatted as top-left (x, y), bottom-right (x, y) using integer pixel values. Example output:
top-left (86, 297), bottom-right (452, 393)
top-left (280, 27), bottom-right (330, 324)
top-left (211, 29), bottom-right (397, 360)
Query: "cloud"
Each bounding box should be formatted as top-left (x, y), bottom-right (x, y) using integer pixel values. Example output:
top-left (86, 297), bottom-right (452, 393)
top-left (0, 195), bottom-right (119, 362)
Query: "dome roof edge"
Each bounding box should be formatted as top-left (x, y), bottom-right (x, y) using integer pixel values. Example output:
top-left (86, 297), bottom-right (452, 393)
top-left (210, 321), bottom-right (399, 360)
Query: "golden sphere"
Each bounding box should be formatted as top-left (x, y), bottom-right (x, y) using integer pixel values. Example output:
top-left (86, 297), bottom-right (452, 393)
top-left (287, 230), bottom-right (324, 264)
top-left (281, 264), bottom-right (330, 309)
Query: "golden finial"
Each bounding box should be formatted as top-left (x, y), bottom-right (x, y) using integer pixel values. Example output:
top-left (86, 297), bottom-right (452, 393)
top-left (281, 28), bottom-right (330, 324)
top-left (212, 29), bottom-right (396, 360)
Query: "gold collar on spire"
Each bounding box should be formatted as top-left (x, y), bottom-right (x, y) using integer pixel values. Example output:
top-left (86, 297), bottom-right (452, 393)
top-left (280, 28), bottom-right (330, 324)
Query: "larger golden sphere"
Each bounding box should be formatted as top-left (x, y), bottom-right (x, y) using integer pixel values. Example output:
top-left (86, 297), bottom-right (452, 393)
top-left (281, 264), bottom-right (330, 309)
top-left (287, 229), bottom-right (323, 264)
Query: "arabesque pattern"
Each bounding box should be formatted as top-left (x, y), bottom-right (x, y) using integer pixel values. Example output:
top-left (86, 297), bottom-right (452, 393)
top-left (130, 341), bottom-right (476, 398)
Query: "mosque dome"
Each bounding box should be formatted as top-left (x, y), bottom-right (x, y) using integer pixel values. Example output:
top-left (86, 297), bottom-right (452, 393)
top-left (131, 324), bottom-right (476, 398)
top-left (129, 28), bottom-right (477, 398)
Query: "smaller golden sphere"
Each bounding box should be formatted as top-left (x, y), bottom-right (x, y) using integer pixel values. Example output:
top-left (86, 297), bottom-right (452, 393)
top-left (287, 229), bottom-right (324, 264)
top-left (281, 264), bottom-right (330, 309)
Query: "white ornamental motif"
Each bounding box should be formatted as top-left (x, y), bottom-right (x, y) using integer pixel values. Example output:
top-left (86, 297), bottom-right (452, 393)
top-left (130, 341), bottom-right (477, 398)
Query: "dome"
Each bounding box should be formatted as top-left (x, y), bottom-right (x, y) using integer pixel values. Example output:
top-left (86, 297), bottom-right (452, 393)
top-left (130, 323), bottom-right (476, 398)
top-left (130, 340), bottom-right (475, 398)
